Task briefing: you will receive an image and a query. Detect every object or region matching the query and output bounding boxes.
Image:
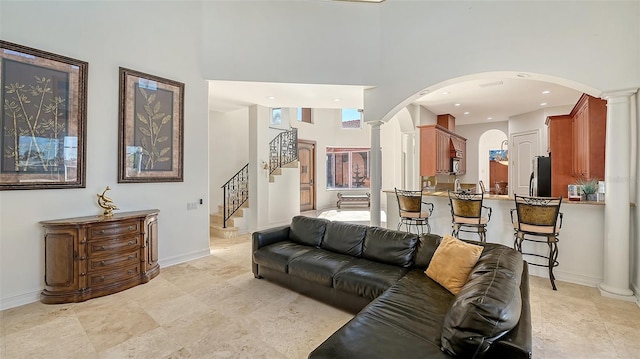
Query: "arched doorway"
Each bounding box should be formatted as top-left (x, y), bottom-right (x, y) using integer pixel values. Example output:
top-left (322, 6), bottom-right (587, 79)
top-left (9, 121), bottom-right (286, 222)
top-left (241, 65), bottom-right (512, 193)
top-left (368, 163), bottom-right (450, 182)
top-left (478, 130), bottom-right (508, 194)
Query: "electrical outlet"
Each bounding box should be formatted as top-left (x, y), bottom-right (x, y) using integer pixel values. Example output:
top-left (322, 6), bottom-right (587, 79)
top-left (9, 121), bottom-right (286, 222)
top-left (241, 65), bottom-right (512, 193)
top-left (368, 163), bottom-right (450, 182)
top-left (187, 202), bottom-right (198, 210)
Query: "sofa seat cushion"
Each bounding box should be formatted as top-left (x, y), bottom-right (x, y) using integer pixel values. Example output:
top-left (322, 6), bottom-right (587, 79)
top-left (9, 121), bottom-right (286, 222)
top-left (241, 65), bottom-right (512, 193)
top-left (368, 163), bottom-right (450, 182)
top-left (321, 221), bottom-right (367, 256)
top-left (309, 270), bottom-right (454, 359)
top-left (362, 227), bottom-right (418, 267)
top-left (333, 258), bottom-right (408, 301)
top-left (252, 242), bottom-right (315, 273)
top-left (441, 242), bottom-right (524, 357)
top-left (288, 250), bottom-right (355, 287)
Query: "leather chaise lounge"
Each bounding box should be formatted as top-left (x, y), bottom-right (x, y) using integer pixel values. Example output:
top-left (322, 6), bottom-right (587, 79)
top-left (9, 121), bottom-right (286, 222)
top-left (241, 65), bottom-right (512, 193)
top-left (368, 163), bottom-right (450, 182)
top-left (252, 216), bottom-right (532, 358)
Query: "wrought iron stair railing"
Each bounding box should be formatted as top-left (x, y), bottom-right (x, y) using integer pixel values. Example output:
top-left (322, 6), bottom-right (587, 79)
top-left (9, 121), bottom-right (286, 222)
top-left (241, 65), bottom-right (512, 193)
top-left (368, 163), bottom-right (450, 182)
top-left (219, 128), bottom-right (298, 229)
top-left (269, 128), bottom-right (298, 174)
top-left (221, 163), bottom-right (248, 228)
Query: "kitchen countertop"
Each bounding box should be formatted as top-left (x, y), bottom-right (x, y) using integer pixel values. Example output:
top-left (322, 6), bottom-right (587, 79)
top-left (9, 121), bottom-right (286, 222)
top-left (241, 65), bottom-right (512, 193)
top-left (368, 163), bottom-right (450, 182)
top-left (384, 189), bottom-right (606, 205)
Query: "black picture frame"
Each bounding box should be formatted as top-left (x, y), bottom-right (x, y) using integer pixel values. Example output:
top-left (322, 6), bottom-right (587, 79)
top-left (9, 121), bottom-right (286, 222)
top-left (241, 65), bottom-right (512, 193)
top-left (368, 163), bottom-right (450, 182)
top-left (0, 41), bottom-right (88, 190)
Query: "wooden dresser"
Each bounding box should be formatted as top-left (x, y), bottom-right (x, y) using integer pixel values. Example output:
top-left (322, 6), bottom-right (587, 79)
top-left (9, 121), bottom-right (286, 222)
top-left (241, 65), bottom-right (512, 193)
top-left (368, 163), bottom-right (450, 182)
top-left (40, 209), bottom-right (159, 304)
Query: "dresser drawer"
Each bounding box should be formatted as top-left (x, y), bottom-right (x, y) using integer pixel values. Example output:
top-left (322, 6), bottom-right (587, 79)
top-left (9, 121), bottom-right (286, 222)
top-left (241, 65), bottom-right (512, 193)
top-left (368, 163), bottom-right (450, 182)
top-left (88, 221), bottom-right (139, 240)
top-left (87, 250), bottom-right (140, 273)
top-left (87, 263), bottom-right (140, 287)
top-left (87, 235), bottom-right (140, 257)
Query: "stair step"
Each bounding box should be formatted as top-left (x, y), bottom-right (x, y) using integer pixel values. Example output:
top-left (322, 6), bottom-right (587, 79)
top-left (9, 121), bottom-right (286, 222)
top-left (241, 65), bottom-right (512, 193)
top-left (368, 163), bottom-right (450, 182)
top-left (217, 201), bottom-right (249, 215)
top-left (282, 160), bottom-right (299, 169)
top-left (210, 213), bottom-right (236, 227)
top-left (210, 225), bottom-right (239, 239)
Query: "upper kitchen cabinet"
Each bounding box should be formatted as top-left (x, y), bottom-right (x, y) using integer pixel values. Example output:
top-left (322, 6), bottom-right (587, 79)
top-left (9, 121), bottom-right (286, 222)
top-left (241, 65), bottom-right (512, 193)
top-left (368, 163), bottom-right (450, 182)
top-left (418, 124), bottom-right (466, 176)
top-left (547, 94), bottom-right (606, 198)
top-left (571, 94), bottom-right (606, 181)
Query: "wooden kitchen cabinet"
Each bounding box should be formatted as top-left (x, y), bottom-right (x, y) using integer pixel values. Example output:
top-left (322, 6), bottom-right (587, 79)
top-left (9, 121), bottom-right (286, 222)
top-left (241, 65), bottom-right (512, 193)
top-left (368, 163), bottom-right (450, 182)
top-left (40, 209), bottom-right (160, 304)
top-left (571, 94), bottom-right (606, 181)
top-left (418, 125), bottom-right (466, 176)
top-left (547, 115), bottom-right (573, 197)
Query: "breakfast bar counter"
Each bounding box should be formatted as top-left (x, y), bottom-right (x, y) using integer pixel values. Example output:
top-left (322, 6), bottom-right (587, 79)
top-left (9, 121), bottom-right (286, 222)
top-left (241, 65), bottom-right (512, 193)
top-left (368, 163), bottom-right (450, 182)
top-left (384, 190), bottom-right (606, 287)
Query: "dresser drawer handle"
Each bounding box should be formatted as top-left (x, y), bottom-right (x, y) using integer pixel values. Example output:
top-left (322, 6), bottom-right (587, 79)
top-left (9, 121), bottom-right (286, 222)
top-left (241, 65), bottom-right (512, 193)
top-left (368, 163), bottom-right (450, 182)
top-left (99, 275), bottom-right (105, 281)
top-left (128, 225), bottom-right (135, 231)
top-left (128, 241), bottom-right (134, 246)
top-left (128, 255), bottom-right (133, 260)
top-left (100, 260), bottom-right (105, 266)
top-left (98, 230), bottom-right (105, 235)
top-left (100, 246), bottom-right (106, 250)
top-left (127, 270), bottom-right (134, 275)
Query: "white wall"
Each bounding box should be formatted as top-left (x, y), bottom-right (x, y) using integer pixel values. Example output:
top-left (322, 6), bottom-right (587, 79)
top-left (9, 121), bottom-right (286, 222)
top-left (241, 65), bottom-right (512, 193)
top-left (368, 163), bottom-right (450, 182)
top-left (0, 1), bottom-right (210, 309)
top-left (209, 108), bottom-right (249, 212)
top-left (296, 109), bottom-right (372, 210)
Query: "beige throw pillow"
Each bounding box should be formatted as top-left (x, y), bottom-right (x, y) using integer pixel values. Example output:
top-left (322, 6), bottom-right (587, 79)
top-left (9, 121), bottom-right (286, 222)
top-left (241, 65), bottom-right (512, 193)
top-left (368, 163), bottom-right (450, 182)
top-left (425, 235), bottom-right (483, 295)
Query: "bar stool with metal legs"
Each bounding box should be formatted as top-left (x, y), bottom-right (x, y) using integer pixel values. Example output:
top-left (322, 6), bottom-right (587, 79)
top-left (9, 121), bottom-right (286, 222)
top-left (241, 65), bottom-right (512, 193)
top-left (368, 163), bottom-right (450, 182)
top-left (395, 188), bottom-right (434, 235)
top-left (511, 195), bottom-right (563, 290)
top-left (448, 190), bottom-right (492, 242)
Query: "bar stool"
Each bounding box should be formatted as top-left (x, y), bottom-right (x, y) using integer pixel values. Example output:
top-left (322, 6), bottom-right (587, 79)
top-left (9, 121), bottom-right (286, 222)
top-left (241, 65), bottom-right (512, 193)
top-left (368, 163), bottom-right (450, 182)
top-left (394, 188), bottom-right (434, 235)
top-left (510, 195), bottom-right (563, 290)
top-left (448, 190), bottom-right (492, 242)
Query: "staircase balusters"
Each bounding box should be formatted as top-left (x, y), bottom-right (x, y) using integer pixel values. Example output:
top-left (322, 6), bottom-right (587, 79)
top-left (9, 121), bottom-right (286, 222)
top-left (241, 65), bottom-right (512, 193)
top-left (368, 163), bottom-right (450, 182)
top-left (221, 163), bottom-right (248, 228)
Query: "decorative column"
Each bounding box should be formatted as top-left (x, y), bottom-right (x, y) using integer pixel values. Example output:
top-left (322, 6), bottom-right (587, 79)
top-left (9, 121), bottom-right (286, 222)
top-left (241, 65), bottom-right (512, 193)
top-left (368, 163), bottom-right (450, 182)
top-left (598, 89), bottom-right (637, 301)
top-left (369, 121), bottom-right (384, 227)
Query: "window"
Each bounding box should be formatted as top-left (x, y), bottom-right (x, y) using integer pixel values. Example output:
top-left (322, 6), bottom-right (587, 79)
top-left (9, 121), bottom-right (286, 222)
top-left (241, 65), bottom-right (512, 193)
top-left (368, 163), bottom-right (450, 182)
top-left (341, 108), bottom-right (363, 129)
top-left (297, 108), bottom-right (312, 123)
top-left (326, 147), bottom-right (370, 189)
top-left (271, 108), bottom-right (282, 125)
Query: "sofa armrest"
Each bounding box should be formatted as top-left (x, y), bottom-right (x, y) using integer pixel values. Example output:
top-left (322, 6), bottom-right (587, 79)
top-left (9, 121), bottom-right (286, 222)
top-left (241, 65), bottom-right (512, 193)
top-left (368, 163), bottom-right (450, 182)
top-left (487, 262), bottom-right (533, 359)
top-left (252, 225), bottom-right (290, 252)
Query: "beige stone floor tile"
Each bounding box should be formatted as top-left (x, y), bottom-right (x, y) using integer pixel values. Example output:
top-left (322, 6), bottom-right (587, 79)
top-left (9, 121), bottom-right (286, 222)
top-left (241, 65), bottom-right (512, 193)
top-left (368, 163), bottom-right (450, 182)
top-left (604, 321), bottom-right (640, 358)
top-left (2, 316), bottom-right (97, 359)
top-left (98, 326), bottom-right (179, 359)
top-left (0, 301), bottom-right (75, 336)
top-left (74, 296), bottom-right (159, 352)
top-left (123, 276), bottom-right (189, 304)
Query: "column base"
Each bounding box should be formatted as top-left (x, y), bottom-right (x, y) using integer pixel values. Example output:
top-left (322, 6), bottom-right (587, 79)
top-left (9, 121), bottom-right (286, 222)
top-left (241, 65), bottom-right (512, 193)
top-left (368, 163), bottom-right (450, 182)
top-left (598, 282), bottom-right (635, 302)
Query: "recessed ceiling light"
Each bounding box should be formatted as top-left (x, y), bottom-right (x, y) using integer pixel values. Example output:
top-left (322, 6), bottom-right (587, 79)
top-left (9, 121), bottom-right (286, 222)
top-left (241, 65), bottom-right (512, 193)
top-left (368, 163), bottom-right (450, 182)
top-left (454, 103), bottom-right (461, 107)
top-left (267, 96), bottom-right (275, 100)
top-left (333, 98), bottom-right (341, 102)
top-left (441, 91), bottom-right (449, 95)
top-left (542, 90), bottom-right (551, 94)
top-left (540, 102), bottom-right (548, 106)
top-left (487, 117), bottom-right (493, 120)
top-left (464, 112), bottom-right (470, 115)
top-left (516, 73), bottom-right (531, 78)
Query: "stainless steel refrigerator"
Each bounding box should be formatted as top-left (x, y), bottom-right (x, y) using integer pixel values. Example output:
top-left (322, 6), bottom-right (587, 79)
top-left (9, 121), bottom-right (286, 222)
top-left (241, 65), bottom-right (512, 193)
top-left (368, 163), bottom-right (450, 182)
top-left (529, 156), bottom-right (551, 197)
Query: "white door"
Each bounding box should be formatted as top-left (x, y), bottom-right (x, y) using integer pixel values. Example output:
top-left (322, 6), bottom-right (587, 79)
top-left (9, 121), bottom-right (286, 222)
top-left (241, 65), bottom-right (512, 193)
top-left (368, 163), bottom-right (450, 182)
top-left (511, 130), bottom-right (539, 196)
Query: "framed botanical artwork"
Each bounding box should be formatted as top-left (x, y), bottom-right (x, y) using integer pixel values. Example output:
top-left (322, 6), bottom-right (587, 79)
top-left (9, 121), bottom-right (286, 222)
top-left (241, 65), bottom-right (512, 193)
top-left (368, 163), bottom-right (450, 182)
top-left (0, 40), bottom-right (88, 190)
top-left (118, 67), bottom-right (184, 183)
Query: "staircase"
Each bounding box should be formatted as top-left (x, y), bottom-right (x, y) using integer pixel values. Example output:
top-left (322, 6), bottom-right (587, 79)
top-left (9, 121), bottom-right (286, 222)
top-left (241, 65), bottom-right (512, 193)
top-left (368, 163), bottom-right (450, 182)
top-left (210, 202), bottom-right (249, 238)
top-left (210, 128), bottom-right (298, 239)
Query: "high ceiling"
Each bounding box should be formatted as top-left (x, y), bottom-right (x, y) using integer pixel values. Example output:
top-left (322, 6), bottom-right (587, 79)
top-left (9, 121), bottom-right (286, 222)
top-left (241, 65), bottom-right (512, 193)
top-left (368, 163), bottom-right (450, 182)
top-left (208, 76), bottom-right (583, 125)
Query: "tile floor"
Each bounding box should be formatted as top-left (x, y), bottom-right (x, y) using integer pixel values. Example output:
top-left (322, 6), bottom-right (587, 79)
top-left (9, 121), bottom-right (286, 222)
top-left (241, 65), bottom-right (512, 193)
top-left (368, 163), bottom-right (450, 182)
top-left (1, 215), bottom-right (640, 358)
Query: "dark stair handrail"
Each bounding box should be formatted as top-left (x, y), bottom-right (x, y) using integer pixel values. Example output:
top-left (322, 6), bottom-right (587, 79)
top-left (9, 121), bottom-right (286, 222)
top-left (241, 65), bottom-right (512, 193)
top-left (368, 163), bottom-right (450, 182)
top-left (269, 128), bottom-right (298, 174)
top-left (221, 163), bottom-right (249, 228)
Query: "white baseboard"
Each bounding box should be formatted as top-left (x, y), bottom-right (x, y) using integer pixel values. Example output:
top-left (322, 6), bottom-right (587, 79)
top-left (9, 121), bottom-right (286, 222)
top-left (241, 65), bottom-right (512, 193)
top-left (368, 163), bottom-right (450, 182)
top-left (0, 248), bottom-right (212, 311)
top-left (159, 248), bottom-right (211, 268)
top-left (527, 266), bottom-right (602, 287)
top-left (0, 289), bottom-right (41, 311)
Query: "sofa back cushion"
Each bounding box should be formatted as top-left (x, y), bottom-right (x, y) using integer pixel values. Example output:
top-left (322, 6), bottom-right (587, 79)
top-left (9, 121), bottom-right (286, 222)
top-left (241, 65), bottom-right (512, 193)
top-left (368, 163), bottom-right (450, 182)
top-left (362, 227), bottom-right (418, 267)
top-left (290, 216), bottom-right (329, 247)
top-left (440, 243), bottom-right (524, 357)
top-left (413, 234), bottom-right (442, 269)
top-left (321, 221), bottom-right (367, 256)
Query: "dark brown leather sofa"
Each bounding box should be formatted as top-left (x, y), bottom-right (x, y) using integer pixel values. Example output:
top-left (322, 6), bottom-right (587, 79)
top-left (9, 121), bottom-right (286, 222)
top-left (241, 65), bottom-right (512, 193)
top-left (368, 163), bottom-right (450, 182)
top-left (252, 216), bottom-right (532, 358)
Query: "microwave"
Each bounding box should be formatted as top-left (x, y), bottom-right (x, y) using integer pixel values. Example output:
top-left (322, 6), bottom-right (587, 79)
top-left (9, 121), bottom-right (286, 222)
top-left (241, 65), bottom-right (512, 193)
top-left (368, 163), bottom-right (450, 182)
top-left (451, 158), bottom-right (462, 175)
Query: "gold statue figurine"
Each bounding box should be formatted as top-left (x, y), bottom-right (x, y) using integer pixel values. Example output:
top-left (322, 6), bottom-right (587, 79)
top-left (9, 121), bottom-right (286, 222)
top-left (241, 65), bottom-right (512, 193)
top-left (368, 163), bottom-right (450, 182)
top-left (97, 186), bottom-right (119, 217)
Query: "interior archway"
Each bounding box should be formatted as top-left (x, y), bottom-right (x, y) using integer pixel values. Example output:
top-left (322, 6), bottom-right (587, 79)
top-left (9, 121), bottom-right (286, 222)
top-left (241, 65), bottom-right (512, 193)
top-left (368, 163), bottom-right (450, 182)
top-left (478, 130), bottom-right (508, 193)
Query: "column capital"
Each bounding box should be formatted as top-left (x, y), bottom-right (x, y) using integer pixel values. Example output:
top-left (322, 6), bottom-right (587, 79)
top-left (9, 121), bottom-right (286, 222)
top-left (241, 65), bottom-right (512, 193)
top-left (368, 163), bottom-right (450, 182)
top-left (601, 88), bottom-right (638, 101)
top-left (365, 120), bottom-right (385, 128)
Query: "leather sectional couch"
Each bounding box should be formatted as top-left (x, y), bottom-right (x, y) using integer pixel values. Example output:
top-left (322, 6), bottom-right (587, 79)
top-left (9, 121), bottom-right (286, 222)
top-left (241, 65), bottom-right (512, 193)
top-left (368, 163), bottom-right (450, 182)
top-left (252, 216), bottom-right (532, 358)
